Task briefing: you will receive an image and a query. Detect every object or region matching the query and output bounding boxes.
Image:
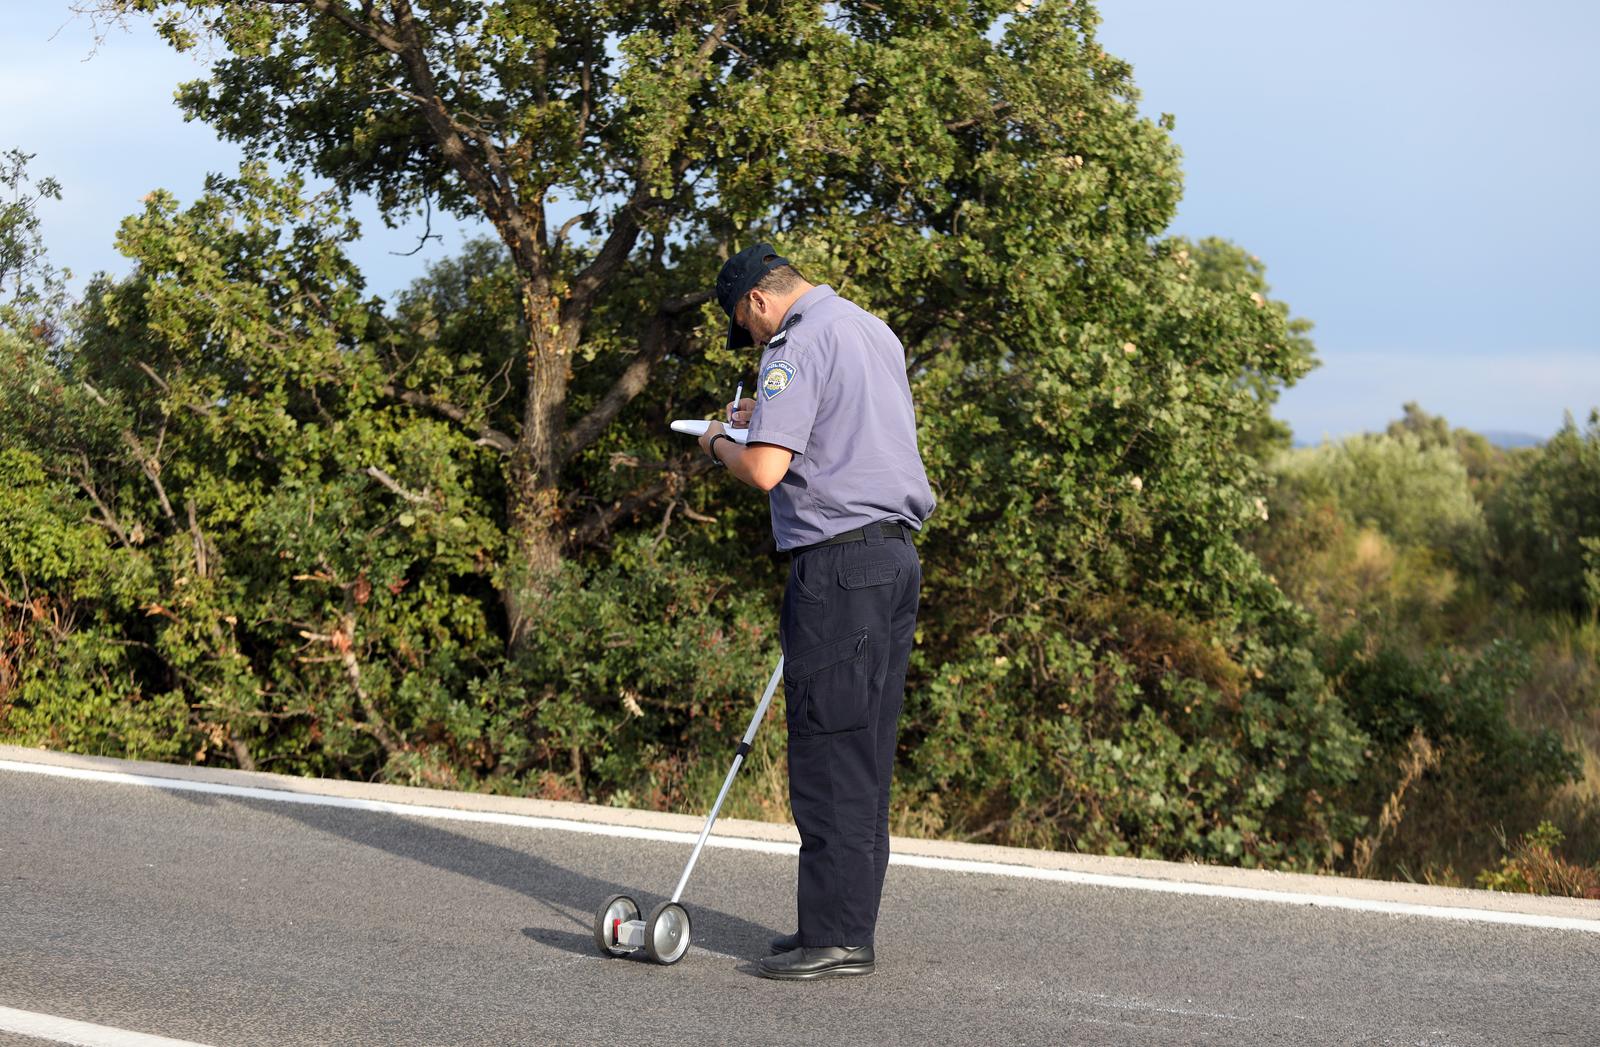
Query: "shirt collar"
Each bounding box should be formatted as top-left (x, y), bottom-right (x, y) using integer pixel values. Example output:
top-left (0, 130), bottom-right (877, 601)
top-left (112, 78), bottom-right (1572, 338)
top-left (779, 284), bottom-right (835, 332)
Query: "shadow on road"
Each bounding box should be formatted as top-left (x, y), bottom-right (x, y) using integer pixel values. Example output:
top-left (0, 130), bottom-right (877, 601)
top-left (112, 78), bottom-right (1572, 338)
top-left (170, 788), bottom-right (786, 964)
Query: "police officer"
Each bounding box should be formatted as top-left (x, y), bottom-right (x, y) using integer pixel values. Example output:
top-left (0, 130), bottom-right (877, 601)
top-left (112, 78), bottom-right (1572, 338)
top-left (697, 243), bottom-right (935, 981)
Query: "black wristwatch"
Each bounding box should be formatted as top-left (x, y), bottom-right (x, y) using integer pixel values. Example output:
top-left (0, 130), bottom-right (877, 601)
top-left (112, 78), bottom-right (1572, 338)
top-left (708, 433), bottom-right (735, 467)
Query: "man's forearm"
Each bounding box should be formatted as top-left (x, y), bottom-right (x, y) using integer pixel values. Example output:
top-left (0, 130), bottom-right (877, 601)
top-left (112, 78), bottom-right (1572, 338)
top-left (704, 433), bottom-right (791, 491)
top-left (714, 438), bottom-right (763, 489)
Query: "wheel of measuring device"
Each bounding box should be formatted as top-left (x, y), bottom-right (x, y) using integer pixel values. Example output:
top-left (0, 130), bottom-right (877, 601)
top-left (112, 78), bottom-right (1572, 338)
top-left (593, 894), bottom-right (642, 957)
top-left (643, 901), bottom-right (692, 965)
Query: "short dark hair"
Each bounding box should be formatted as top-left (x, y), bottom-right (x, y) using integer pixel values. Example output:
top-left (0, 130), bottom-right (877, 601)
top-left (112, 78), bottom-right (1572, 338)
top-left (752, 262), bottom-right (806, 296)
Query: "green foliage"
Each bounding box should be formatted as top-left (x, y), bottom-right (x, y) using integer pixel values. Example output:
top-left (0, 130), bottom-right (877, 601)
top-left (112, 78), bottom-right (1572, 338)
top-left (0, 442), bottom-right (177, 758)
top-left (504, 537), bottom-right (782, 800)
top-left (1245, 404), bottom-right (1593, 883)
top-left (1486, 410), bottom-right (1600, 616)
top-left (4, 166), bottom-right (506, 782)
top-left (1386, 401), bottom-right (1516, 500)
top-left (1583, 537), bottom-right (1600, 620)
top-left (901, 599), bottom-right (1366, 869)
top-left (7, 1), bottom-right (1384, 874)
top-left (1271, 431), bottom-right (1488, 565)
top-left (1329, 635), bottom-right (1575, 801)
top-left (0, 148), bottom-right (71, 341)
top-left (0, 164), bottom-right (787, 796)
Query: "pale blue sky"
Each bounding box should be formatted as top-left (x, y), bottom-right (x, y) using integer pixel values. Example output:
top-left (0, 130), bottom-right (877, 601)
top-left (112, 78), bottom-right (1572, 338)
top-left (4, 2), bottom-right (1596, 441)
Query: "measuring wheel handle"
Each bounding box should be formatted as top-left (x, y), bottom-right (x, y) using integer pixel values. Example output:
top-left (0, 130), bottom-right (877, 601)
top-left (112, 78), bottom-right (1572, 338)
top-left (593, 894), bottom-right (642, 957)
top-left (644, 901), bottom-right (692, 965)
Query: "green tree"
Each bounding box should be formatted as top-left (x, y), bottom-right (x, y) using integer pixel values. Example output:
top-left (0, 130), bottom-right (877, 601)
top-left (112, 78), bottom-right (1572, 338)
top-left (83, 0), bottom-right (1030, 648)
top-left (82, 0), bottom-right (1318, 647)
top-left (1487, 410), bottom-right (1600, 616)
top-left (1385, 401), bottom-right (1508, 498)
top-left (1269, 431), bottom-right (1488, 565)
top-left (1385, 401), bottom-right (1452, 449)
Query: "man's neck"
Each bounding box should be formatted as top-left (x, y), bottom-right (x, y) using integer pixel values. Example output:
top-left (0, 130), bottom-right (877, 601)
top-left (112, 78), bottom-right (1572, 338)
top-left (773, 282), bottom-right (817, 322)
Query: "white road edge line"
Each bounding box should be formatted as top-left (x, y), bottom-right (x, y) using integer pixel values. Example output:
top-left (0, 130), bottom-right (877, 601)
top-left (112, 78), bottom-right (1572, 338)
top-left (6, 758), bottom-right (1599, 936)
top-left (0, 1005), bottom-right (218, 1047)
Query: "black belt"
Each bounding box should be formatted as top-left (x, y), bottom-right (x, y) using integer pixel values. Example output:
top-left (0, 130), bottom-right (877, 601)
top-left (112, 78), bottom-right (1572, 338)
top-left (789, 520), bottom-right (916, 556)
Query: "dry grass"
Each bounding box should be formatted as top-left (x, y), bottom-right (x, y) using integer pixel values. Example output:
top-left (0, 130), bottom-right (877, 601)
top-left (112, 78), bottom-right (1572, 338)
top-left (678, 713), bottom-right (793, 825)
top-left (1351, 728), bottom-right (1440, 879)
top-left (1477, 821), bottom-right (1600, 899)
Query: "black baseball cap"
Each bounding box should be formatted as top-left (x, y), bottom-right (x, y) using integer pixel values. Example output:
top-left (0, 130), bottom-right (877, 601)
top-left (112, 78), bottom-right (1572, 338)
top-left (716, 242), bottom-right (790, 349)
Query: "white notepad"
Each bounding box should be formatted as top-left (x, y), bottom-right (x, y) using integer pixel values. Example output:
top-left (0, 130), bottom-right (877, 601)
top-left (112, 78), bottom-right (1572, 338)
top-left (670, 419), bottom-right (751, 444)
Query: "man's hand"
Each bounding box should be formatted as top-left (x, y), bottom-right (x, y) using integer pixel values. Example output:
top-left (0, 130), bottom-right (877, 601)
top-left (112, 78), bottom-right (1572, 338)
top-left (726, 396), bottom-right (755, 428)
top-left (697, 419), bottom-right (727, 459)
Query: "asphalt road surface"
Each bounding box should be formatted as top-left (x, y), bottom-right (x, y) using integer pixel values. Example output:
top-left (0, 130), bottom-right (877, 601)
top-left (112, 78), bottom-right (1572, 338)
top-left (3, 763), bottom-right (1598, 1046)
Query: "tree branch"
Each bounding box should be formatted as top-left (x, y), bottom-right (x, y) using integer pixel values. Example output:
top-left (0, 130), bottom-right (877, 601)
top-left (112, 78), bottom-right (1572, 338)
top-left (70, 457), bottom-right (131, 548)
top-left (122, 429), bottom-right (177, 524)
top-left (554, 209), bottom-right (596, 245)
top-left (567, 455), bottom-right (717, 549)
top-left (562, 315), bottom-right (668, 460)
top-left (379, 383), bottom-right (517, 455)
top-left (662, 288), bottom-right (718, 315)
top-left (135, 361), bottom-right (170, 393)
top-left (277, 0), bottom-right (406, 51)
top-left (298, 613), bottom-right (402, 757)
top-left (185, 498), bottom-right (211, 579)
top-left (272, 0), bottom-right (547, 277)
top-left (561, 288), bottom-right (716, 462)
top-left (364, 465), bottom-right (436, 506)
top-left (563, 12), bottom-right (733, 324)
top-left (945, 102), bottom-right (1010, 132)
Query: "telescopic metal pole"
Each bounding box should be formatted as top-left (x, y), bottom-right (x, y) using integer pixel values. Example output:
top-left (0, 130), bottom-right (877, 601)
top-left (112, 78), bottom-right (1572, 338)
top-left (669, 655), bottom-right (786, 905)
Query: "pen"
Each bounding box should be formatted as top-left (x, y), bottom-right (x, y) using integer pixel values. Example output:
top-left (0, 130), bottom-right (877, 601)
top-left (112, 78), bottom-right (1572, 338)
top-left (732, 381), bottom-right (743, 426)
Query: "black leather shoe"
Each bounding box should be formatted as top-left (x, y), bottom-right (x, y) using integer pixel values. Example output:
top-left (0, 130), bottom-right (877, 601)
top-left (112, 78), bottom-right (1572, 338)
top-left (768, 931), bottom-right (800, 954)
top-left (757, 945), bottom-right (875, 981)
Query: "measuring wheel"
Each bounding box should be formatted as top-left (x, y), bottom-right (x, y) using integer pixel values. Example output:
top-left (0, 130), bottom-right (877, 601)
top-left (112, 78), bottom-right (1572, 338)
top-left (593, 894), bottom-right (642, 957)
top-left (587, 656), bottom-right (786, 970)
top-left (643, 901), bottom-right (692, 965)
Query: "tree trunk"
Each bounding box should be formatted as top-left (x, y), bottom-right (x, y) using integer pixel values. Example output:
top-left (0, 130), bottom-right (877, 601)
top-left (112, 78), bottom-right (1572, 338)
top-left (503, 284), bottom-right (573, 653)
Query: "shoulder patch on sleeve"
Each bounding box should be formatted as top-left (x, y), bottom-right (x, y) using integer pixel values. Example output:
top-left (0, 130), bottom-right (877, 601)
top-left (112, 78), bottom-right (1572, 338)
top-left (761, 360), bottom-right (796, 400)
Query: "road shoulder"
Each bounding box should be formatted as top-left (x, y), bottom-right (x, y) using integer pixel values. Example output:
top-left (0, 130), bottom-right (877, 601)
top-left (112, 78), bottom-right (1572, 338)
top-left (4, 742), bottom-right (1597, 926)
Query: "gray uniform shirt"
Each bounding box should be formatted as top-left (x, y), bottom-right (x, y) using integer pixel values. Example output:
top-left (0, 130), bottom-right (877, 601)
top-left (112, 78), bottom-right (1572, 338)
top-left (744, 285), bottom-right (936, 551)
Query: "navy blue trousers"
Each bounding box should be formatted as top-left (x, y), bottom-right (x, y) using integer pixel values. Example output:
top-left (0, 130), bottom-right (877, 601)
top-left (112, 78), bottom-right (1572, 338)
top-left (779, 525), bottom-right (921, 947)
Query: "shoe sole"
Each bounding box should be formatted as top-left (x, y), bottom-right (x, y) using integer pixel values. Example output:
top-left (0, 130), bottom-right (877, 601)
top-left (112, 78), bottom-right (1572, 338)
top-left (756, 961), bottom-right (875, 981)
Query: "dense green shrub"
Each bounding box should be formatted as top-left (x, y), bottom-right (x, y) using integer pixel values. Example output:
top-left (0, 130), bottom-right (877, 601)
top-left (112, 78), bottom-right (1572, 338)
top-left (0, 444), bottom-right (177, 758)
top-left (1328, 633), bottom-right (1575, 799)
top-left (900, 595), bottom-right (1367, 869)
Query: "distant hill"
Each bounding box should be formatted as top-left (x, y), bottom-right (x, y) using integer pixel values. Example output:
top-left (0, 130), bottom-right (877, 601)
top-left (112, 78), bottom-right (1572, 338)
top-left (1478, 430), bottom-right (1545, 448)
top-left (1292, 429), bottom-right (1546, 450)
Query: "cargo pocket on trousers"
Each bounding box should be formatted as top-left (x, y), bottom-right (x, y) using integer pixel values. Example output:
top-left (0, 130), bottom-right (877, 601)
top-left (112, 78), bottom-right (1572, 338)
top-left (839, 560), bottom-right (901, 590)
top-left (784, 626), bottom-right (869, 737)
